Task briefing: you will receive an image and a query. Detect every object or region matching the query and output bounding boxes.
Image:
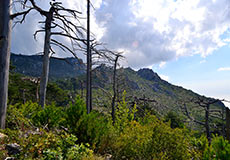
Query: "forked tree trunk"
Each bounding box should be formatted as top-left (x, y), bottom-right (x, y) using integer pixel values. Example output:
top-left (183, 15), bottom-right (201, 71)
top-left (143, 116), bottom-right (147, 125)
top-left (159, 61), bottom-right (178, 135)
top-left (0, 0), bottom-right (12, 129)
top-left (39, 8), bottom-right (53, 108)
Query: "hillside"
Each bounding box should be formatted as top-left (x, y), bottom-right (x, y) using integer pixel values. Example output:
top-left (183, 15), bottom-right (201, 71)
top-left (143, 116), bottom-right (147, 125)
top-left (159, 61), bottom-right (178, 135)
top-left (5, 54), bottom-right (227, 159)
top-left (91, 65), bottom-right (225, 118)
top-left (10, 54), bottom-right (225, 117)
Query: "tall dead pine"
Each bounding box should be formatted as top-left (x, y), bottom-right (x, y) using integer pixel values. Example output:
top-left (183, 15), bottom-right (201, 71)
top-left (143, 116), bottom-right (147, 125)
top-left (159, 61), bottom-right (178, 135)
top-left (0, 0), bottom-right (12, 129)
top-left (17, 0), bottom-right (86, 107)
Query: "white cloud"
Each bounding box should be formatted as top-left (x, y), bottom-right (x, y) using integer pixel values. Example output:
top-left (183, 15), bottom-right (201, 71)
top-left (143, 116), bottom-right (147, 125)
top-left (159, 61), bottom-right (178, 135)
top-left (218, 67), bottom-right (230, 71)
top-left (159, 62), bottom-right (166, 68)
top-left (11, 0), bottom-right (230, 68)
top-left (11, 0), bottom-right (104, 58)
top-left (95, 0), bottom-right (230, 68)
top-left (159, 74), bottom-right (170, 81)
top-left (200, 60), bottom-right (206, 64)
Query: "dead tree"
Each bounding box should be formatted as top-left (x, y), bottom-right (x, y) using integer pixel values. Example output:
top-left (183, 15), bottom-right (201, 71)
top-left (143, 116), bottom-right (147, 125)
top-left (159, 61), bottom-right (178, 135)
top-left (86, 0), bottom-right (92, 114)
top-left (181, 97), bottom-right (222, 143)
top-left (226, 107), bottom-right (230, 141)
top-left (222, 99), bottom-right (230, 141)
top-left (111, 53), bottom-right (123, 124)
top-left (0, 0), bottom-right (12, 129)
top-left (0, 0), bottom-right (39, 128)
top-left (15, 0), bottom-right (86, 107)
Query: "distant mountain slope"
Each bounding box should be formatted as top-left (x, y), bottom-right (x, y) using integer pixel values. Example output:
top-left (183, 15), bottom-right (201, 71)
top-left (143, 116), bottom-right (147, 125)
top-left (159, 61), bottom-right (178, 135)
top-left (11, 54), bottom-right (225, 116)
top-left (10, 53), bottom-right (86, 78)
top-left (90, 65), bottom-right (225, 120)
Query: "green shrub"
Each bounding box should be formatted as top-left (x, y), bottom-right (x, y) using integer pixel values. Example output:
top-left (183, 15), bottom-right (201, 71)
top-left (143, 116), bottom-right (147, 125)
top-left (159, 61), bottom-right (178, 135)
top-left (164, 111), bottom-right (184, 129)
top-left (114, 91), bottom-right (137, 132)
top-left (32, 103), bottom-right (65, 129)
top-left (6, 103), bottom-right (34, 130)
top-left (2, 128), bottom-right (94, 160)
top-left (203, 136), bottom-right (230, 160)
top-left (64, 96), bottom-right (87, 131)
top-left (108, 115), bottom-right (199, 160)
top-left (62, 97), bottom-right (111, 150)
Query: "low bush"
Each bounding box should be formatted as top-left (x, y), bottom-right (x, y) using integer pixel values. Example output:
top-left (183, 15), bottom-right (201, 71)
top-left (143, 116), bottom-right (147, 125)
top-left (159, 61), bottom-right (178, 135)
top-left (202, 136), bottom-right (230, 160)
top-left (4, 96), bottom-right (230, 160)
top-left (2, 129), bottom-right (95, 160)
top-left (108, 115), bottom-right (199, 160)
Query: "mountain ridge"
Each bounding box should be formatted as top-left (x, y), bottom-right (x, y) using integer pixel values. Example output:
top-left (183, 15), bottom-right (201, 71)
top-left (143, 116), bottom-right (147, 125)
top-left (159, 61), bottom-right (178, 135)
top-left (10, 53), bottom-right (86, 78)
top-left (10, 53), bottom-right (226, 113)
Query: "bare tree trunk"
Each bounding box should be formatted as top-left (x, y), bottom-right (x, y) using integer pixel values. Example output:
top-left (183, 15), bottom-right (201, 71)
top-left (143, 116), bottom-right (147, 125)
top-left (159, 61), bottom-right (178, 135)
top-left (36, 80), bottom-right (39, 102)
top-left (226, 107), bottom-right (230, 141)
top-left (205, 104), bottom-right (211, 143)
top-left (0, 0), bottom-right (12, 129)
top-left (39, 9), bottom-right (53, 108)
top-left (222, 106), bottom-right (225, 137)
top-left (111, 56), bottom-right (119, 124)
top-left (86, 0), bottom-right (92, 114)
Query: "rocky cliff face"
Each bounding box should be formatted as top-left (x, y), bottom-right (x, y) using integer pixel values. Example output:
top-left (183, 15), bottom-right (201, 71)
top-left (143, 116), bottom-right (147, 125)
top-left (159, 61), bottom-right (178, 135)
top-left (137, 68), bottom-right (161, 82)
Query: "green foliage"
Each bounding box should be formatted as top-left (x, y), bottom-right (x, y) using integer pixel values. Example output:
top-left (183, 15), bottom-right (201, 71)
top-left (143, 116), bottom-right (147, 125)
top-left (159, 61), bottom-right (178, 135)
top-left (6, 101), bottom-right (65, 130)
top-left (164, 111), bottom-right (184, 129)
top-left (108, 114), bottom-right (199, 160)
top-left (66, 143), bottom-right (93, 160)
top-left (64, 96), bottom-right (87, 130)
top-left (8, 72), bottom-right (70, 106)
top-left (46, 83), bottom-right (69, 106)
top-left (4, 94), bottom-right (229, 160)
top-left (202, 136), bottom-right (230, 160)
top-left (32, 104), bottom-right (65, 129)
top-left (64, 98), bottom-right (111, 149)
top-left (6, 103), bottom-right (35, 130)
top-left (2, 128), bottom-right (94, 160)
top-left (114, 91), bottom-right (137, 132)
top-left (8, 73), bottom-right (38, 104)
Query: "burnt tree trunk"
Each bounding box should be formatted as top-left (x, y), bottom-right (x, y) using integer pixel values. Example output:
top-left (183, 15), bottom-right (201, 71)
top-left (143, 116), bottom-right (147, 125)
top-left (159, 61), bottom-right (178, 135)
top-left (39, 7), bottom-right (54, 107)
top-left (0, 0), bottom-right (12, 129)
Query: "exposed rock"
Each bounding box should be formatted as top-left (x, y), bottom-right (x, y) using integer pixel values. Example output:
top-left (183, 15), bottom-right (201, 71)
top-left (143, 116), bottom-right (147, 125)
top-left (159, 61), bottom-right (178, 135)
top-left (0, 133), bottom-right (7, 140)
top-left (104, 154), bottom-right (112, 160)
top-left (137, 68), bottom-right (161, 82)
top-left (125, 76), bottom-right (139, 90)
top-left (6, 143), bottom-right (21, 155)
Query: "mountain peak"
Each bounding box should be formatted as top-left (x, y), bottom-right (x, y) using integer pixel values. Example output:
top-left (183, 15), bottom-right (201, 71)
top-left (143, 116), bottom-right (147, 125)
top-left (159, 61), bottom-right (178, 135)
top-left (137, 68), bottom-right (161, 81)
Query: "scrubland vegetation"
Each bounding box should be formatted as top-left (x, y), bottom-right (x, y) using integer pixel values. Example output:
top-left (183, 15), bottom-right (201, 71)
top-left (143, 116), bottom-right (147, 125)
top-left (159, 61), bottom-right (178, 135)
top-left (1, 88), bottom-right (230, 159)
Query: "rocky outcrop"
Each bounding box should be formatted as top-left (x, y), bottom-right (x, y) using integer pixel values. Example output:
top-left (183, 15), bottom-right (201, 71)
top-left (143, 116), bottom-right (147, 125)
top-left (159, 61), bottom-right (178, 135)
top-left (6, 143), bottom-right (21, 155)
top-left (137, 68), bottom-right (161, 82)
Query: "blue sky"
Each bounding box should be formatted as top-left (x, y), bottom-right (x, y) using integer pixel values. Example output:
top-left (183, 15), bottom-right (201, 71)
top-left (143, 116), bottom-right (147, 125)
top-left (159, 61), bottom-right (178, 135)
top-left (154, 44), bottom-right (230, 106)
top-left (11, 0), bottom-right (230, 106)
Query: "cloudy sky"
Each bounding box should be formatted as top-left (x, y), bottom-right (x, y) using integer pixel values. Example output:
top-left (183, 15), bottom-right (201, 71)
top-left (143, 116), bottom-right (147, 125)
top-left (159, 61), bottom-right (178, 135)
top-left (11, 0), bottom-right (230, 106)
